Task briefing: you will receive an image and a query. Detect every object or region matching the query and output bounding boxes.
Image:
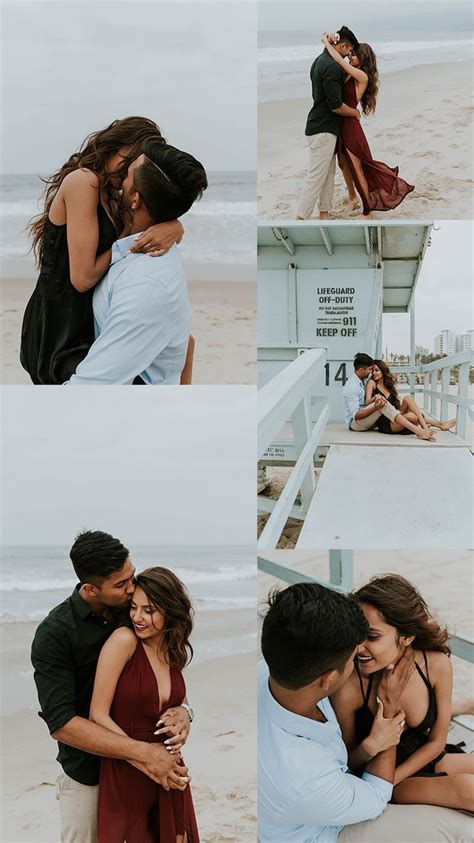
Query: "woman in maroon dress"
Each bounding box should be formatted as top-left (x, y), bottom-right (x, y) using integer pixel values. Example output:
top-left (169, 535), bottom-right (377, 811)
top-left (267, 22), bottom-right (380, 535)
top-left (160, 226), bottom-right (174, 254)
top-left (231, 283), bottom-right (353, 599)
top-left (322, 34), bottom-right (414, 217)
top-left (90, 567), bottom-right (199, 843)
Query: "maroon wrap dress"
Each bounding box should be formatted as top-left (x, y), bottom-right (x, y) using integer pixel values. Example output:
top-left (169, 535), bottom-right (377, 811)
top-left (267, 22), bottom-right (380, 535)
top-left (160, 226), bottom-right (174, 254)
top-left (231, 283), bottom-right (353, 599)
top-left (337, 77), bottom-right (414, 215)
top-left (98, 640), bottom-right (199, 842)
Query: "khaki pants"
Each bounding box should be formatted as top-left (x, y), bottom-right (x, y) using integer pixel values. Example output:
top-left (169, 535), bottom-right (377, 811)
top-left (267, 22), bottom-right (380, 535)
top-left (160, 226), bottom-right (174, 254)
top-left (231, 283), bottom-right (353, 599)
top-left (297, 133), bottom-right (337, 217)
top-left (56, 773), bottom-right (99, 843)
top-left (350, 402), bottom-right (399, 432)
top-left (338, 803), bottom-right (473, 842)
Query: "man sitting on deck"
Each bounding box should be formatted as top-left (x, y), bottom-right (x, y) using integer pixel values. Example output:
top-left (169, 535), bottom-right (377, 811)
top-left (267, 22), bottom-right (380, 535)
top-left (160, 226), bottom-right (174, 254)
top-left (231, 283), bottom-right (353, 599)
top-left (343, 353), bottom-right (434, 440)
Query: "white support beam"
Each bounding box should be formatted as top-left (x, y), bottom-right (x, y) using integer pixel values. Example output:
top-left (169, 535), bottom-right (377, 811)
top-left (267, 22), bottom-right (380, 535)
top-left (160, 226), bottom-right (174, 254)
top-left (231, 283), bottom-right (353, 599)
top-left (272, 226), bottom-right (295, 255)
top-left (318, 226), bottom-right (333, 255)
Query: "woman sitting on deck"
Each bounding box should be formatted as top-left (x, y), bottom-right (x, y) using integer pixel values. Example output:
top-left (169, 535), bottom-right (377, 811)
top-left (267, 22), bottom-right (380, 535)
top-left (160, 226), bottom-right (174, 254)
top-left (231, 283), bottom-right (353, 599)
top-left (330, 574), bottom-right (474, 813)
top-left (365, 360), bottom-right (456, 436)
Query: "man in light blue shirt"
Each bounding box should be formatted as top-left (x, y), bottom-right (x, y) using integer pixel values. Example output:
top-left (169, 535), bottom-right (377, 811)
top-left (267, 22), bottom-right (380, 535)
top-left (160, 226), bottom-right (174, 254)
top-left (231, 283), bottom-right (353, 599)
top-left (258, 582), bottom-right (414, 843)
top-left (67, 141), bottom-right (207, 384)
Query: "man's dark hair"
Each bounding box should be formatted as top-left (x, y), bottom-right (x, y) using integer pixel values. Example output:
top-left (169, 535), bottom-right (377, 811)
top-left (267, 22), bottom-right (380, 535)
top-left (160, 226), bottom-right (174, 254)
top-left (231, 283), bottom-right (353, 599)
top-left (353, 352), bottom-right (374, 370)
top-left (337, 26), bottom-right (359, 50)
top-left (261, 582), bottom-right (368, 690)
top-left (70, 530), bottom-right (130, 585)
top-left (132, 140), bottom-right (207, 223)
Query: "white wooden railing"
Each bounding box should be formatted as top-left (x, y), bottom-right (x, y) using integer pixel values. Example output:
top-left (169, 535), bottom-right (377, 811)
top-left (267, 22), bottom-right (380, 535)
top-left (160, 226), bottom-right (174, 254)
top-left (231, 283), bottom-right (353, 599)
top-left (258, 349), bottom-right (329, 549)
top-left (390, 349), bottom-right (473, 441)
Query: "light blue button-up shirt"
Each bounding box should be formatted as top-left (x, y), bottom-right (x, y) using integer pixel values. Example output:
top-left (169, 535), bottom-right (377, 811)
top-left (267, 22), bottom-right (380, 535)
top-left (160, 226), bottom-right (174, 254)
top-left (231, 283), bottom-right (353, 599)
top-left (258, 661), bottom-right (392, 843)
top-left (343, 372), bottom-right (368, 427)
top-left (67, 236), bottom-right (191, 384)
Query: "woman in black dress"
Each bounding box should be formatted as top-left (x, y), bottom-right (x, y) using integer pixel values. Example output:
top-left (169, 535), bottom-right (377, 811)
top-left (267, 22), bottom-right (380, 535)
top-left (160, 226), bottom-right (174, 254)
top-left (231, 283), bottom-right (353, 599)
top-left (21, 116), bottom-right (184, 384)
top-left (365, 360), bottom-right (456, 435)
top-left (330, 574), bottom-right (473, 811)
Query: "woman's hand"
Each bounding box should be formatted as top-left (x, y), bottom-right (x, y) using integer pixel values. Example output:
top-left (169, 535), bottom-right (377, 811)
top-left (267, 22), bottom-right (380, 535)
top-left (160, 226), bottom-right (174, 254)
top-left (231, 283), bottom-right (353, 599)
top-left (364, 698), bottom-right (406, 755)
top-left (128, 219), bottom-right (184, 257)
top-left (321, 32), bottom-right (339, 46)
top-left (154, 705), bottom-right (191, 753)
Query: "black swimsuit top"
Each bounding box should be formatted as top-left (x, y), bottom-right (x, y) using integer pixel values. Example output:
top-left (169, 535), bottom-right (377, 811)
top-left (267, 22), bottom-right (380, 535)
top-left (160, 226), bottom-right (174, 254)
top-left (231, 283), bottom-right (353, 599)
top-left (354, 652), bottom-right (437, 765)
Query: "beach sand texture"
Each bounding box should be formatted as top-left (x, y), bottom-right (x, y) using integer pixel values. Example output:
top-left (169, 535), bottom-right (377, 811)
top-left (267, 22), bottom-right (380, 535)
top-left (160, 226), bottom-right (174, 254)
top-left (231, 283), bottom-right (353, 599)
top-left (258, 549), bottom-right (474, 702)
top-left (1, 610), bottom-right (256, 843)
top-left (0, 272), bottom-right (256, 385)
top-left (258, 60), bottom-right (473, 220)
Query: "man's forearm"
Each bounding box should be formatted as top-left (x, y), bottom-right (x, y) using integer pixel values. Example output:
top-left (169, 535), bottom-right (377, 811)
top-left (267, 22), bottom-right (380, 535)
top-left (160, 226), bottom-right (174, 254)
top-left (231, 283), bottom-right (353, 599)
top-left (332, 104), bottom-right (359, 118)
top-left (354, 402), bottom-right (377, 420)
top-left (364, 744), bottom-right (396, 785)
top-left (52, 716), bottom-right (149, 765)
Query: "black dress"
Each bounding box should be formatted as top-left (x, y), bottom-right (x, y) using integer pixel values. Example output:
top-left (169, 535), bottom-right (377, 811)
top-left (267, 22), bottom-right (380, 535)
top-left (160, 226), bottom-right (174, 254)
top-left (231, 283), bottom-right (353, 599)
top-left (354, 654), bottom-right (464, 777)
top-left (372, 386), bottom-right (411, 435)
top-left (20, 204), bottom-right (117, 384)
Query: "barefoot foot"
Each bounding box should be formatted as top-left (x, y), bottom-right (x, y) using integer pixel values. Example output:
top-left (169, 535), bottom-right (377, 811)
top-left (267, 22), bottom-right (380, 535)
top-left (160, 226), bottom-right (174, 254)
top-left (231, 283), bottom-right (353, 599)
top-left (417, 429), bottom-right (436, 441)
top-left (441, 418), bottom-right (456, 431)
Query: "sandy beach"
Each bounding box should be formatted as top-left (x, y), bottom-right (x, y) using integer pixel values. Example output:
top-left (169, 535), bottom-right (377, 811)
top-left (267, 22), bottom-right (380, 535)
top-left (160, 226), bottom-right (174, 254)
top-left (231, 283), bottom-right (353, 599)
top-left (258, 549), bottom-right (474, 701)
top-left (258, 60), bottom-right (473, 220)
top-left (0, 264), bottom-right (256, 385)
top-left (0, 608), bottom-right (256, 843)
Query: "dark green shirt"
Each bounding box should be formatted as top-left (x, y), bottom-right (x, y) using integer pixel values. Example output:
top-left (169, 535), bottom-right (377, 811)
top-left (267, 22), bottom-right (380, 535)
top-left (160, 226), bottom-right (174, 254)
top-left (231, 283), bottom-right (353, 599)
top-left (305, 49), bottom-right (345, 137)
top-left (31, 586), bottom-right (121, 785)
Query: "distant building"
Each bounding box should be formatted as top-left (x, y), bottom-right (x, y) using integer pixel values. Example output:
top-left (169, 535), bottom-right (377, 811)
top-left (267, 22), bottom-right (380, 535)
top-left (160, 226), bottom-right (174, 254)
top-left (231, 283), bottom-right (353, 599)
top-left (415, 345), bottom-right (429, 358)
top-left (455, 331), bottom-right (474, 352)
top-left (434, 330), bottom-right (455, 356)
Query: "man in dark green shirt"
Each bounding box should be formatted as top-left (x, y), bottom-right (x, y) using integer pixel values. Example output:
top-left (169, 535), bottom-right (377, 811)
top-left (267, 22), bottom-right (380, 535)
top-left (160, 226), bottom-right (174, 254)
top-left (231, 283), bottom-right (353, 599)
top-left (31, 530), bottom-right (192, 842)
top-left (297, 26), bottom-right (361, 220)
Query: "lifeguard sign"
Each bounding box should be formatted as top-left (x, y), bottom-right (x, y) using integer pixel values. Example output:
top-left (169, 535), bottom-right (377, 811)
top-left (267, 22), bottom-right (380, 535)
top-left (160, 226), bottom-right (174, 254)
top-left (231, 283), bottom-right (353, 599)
top-left (258, 222), bottom-right (432, 423)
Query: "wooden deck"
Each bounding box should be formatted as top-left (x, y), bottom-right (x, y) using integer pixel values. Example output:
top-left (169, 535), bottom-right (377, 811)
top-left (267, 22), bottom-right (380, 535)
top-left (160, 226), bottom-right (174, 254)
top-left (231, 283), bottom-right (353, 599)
top-left (319, 422), bottom-right (469, 449)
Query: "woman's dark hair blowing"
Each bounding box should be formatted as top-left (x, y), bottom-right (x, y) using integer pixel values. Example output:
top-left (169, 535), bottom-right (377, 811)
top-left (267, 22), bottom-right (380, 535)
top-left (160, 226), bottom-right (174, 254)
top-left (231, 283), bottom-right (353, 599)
top-left (135, 567), bottom-right (194, 670)
top-left (373, 359), bottom-right (400, 409)
top-left (29, 116), bottom-right (165, 266)
top-left (353, 574), bottom-right (450, 655)
top-left (355, 43), bottom-right (379, 116)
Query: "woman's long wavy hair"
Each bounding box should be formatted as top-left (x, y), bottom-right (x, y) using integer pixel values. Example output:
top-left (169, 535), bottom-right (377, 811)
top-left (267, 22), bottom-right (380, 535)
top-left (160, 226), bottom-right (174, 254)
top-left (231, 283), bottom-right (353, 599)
top-left (134, 567), bottom-right (194, 669)
top-left (356, 43), bottom-right (379, 116)
top-left (353, 574), bottom-right (450, 655)
top-left (29, 116), bottom-right (165, 267)
top-left (373, 359), bottom-right (400, 409)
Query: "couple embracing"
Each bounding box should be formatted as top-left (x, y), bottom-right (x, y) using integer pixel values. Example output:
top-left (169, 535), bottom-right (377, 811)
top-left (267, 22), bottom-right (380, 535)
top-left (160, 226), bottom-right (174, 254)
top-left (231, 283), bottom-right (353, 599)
top-left (297, 26), bottom-right (414, 220)
top-left (31, 530), bottom-right (199, 842)
top-left (258, 577), bottom-right (473, 842)
top-left (343, 353), bottom-right (456, 441)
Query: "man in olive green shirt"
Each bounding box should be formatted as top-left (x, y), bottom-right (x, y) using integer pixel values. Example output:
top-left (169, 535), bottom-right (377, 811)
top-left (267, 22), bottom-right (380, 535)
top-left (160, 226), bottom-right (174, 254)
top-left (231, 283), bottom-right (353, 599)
top-left (32, 530), bottom-right (192, 843)
top-left (297, 26), bottom-right (360, 220)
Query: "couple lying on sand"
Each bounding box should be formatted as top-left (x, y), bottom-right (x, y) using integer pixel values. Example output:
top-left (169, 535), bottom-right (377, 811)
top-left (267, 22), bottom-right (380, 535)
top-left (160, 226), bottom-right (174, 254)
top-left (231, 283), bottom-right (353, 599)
top-left (344, 353), bottom-right (456, 441)
top-left (297, 26), bottom-right (414, 220)
top-left (32, 530), bottom-right (199, 842)
top-left (258, 576), bottom-right (473, 842)
top-left (21, 116), bottom-right (207, 385)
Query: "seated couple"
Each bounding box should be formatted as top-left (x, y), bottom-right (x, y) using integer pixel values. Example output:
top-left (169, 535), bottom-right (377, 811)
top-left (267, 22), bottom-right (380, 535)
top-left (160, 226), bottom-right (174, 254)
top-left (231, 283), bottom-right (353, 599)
top-left (343, 353), bottom-right (456, 441)
top-left (258, 576), bottom-right (473, 842)
top-left (31, 531), bottom-right (199, 842)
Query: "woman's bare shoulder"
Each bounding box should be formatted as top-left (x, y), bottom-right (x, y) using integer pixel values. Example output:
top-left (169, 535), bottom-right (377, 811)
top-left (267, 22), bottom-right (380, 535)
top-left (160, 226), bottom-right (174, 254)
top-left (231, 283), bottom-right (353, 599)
top-left (423, 650), bottom-right (452, 680)
top-left (103, 626), bottom-right (138, 658)
top-left (61, 168), bottom-right (100, 192)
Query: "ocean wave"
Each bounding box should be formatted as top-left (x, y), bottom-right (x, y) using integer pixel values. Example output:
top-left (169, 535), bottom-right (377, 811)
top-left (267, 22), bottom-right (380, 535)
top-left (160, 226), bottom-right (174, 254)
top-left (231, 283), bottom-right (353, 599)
top-left (186, 200), bottom-right (256, 218)
top-left (258, 38), bottom-right (474, 65)
top-left (0, 564), bottom-right (256, 592)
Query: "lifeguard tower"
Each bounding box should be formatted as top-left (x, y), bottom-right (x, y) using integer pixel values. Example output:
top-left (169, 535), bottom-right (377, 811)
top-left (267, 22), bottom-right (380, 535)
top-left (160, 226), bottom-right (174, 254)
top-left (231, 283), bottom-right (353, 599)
top-left (257, 223), bottom-right (473, 550)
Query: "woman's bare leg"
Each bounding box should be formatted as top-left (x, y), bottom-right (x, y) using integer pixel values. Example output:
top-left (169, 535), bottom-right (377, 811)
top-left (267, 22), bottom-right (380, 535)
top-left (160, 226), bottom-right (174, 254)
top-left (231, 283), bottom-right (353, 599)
top-left (339, 154), bottom-right (359, 210)
top-left (389, 411), bottom-right (435, 440)
top-left (400, 396), bottom-right (429, 429)
top-left (346, 149), bottom-right (373, 218)
top-left (435, 753), bottom-right (474, 775)
top-left (180, 335), bottom-right (195, 385)
top-left (393, 773), bottom-right (474, 812)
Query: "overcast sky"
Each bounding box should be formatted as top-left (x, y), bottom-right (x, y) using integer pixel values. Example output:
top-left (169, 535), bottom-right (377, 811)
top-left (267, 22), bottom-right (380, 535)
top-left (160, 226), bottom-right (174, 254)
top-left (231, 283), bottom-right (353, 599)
top-left (1, 386), bottom-right (255, 546)
top-left (383, 220), bottom-right (473, 354)
top-left (258, 0), bottom-right (472, 35)
top-left (1, 0), bottom-right (256, 174)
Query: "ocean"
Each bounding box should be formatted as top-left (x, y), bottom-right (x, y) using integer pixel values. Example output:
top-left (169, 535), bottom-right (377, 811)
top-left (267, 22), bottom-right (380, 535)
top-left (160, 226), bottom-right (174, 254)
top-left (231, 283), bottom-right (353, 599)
top-left (258, 30), bottom-right (474, 102)
top-left (0, 544), bottom-right (257, 662)
top-left (0, 170), bottom-right (256, 271)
